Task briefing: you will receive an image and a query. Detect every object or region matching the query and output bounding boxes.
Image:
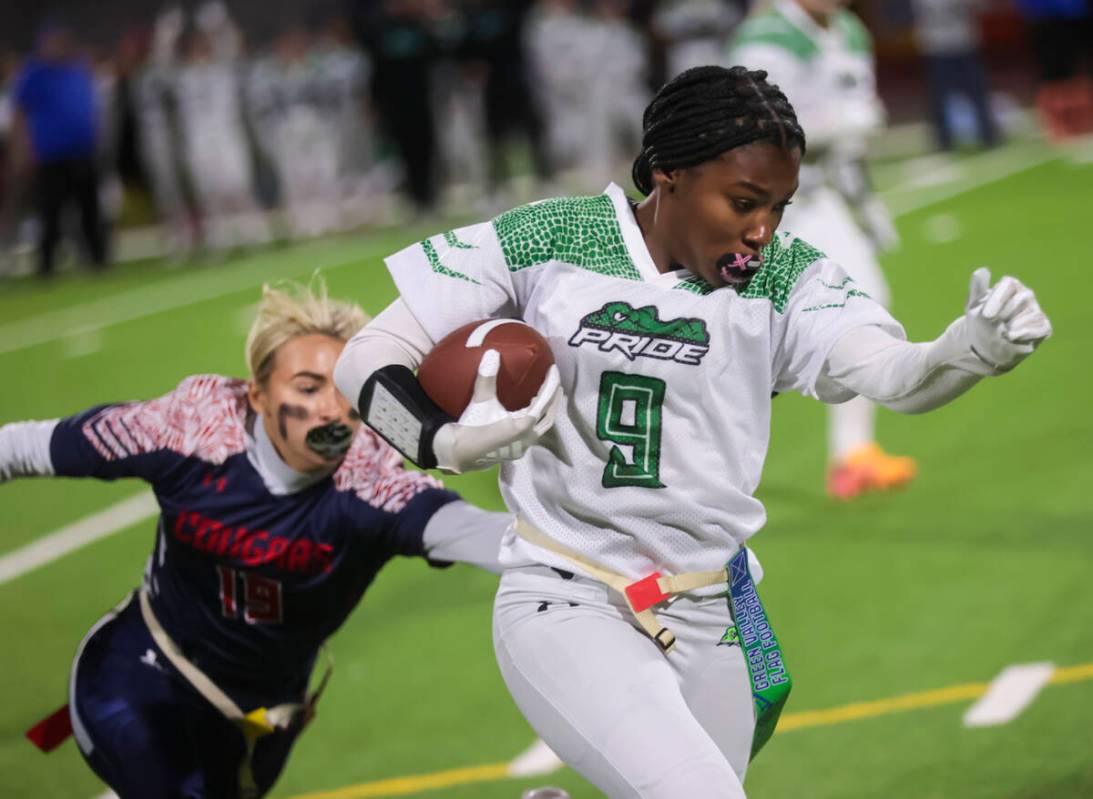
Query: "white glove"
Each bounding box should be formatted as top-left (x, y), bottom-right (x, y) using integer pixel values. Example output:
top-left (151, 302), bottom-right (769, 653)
top-left (432, 350), bottom-right (562, 474)
top-left (934, 267), bottom-right (1052, 376)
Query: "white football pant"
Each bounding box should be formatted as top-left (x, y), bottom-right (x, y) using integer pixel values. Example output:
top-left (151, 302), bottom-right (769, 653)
top-left (494, 566), bottom-right (754, 799)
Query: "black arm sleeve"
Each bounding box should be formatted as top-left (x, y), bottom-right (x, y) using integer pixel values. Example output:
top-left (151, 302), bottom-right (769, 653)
top-left (358, 365), bottom-right (453, 470)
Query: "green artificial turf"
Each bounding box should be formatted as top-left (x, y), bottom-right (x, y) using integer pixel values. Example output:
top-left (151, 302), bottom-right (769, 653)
top-left (1, 144), bottom-right (1089, 798)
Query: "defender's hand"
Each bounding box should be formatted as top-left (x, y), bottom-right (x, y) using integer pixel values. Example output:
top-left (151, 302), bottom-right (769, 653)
top-left (432, 350), bottom-right (562, 474)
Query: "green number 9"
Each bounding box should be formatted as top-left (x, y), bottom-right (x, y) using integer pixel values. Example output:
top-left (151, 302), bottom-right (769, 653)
top-left (596, 371), bottom-right (666, 488)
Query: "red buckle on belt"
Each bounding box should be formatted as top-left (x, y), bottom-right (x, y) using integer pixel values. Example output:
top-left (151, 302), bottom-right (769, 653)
top-left (625, 573), bottom-right (669, 613)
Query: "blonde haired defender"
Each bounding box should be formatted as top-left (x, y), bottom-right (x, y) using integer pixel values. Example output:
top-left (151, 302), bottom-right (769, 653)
top-left (245, 276), bottom-right (369, 386)
top-left (1, 267), bottom-right (517, 799)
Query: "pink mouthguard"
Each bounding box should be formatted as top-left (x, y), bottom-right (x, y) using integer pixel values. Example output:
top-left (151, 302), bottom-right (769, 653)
top-left (719, 252), bottom-right (763, 282)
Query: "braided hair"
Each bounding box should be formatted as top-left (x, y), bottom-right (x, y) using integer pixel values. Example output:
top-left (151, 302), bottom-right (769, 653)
top-left (631, 65), bottom-right (806, 196)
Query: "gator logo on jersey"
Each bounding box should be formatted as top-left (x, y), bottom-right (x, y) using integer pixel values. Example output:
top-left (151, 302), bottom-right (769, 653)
top-left (718, 624), bottom-right (741, 648)
top-left (568, 301), bottom-right (710, 365)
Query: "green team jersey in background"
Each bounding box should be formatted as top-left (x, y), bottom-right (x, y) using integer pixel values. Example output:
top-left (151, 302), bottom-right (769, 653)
top-left (728, 0), bottom-right (882, 194)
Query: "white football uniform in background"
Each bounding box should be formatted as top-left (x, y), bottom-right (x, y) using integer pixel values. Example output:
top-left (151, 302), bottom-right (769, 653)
top-left (315, 43), bottom-right (375, 227)
top-left (431, 58), bottom-right (489, 201)
top-left (133, 65), bottom-right (194, 257)
top-left (653, 0), bottom-right (745, 79)
top-left (583, 9), bottom-right (650, 190)
top-left (174, 6), bottom-right (270, 251)
top-left (728, 0), bottom-right (900, 460)
top-left (248, 54), bottom-right (340, 238)
top-left (524, 1), bottom-right (650, 191)
top-left (381, 183), bottom-right (902, 796)
top-left (93, 60), bottom-right (124, 227)
top-left (524, 2), bottom-right (599, 179)
top-left (137, 11), bottom-right (195, 258)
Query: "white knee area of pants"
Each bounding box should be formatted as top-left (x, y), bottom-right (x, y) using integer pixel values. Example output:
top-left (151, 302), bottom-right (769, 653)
top-left (493, 569), bottom-right (749, 799)
top-left (828, 393), bottom-right (877, 459)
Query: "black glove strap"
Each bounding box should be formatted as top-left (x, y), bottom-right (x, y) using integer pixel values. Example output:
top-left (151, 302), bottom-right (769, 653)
top-left (358, 365), bottom-right (453, 469)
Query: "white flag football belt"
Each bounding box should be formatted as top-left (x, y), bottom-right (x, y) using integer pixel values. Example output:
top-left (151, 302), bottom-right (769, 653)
top-left (514, 517), bottom-right (728, 652)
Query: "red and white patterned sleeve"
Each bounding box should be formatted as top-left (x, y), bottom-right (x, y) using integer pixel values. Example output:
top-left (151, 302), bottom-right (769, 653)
top-left (48, 375), bottom-right (249, 484)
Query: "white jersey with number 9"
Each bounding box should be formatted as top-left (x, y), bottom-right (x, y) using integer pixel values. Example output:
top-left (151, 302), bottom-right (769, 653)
top-left (385, 183), bottom-right (903, 583)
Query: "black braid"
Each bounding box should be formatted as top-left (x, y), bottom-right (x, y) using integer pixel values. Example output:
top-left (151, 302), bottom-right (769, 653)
top-left (631, 65), bottom-right (806, 196)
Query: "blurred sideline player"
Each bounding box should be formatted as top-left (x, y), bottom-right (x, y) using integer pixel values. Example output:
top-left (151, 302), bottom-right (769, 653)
top-left (314, 19), bottom-right (375, 229)
top-left (524, 0), bottom-right (589, 176)
top-left (171, 2), bottom-right (271, 252)
top-left (584, 0), bottom-right (650, 190)
top-left (248, 26), bottom-right (341, 239)
top-left (334, 66), bottom-right (1051, 797)
top-left (729, 0), bottom-right (916, 499)
top-left (652, 0), bottom-right (745, 78)
top-left (1, 279), bottom-right (511, 798)
top-left (524, 0), bottom-right (649, 192)
top-left (136, 8), bottom-right (198, 259)
top-left (10, 22), bottom-right (109, 276)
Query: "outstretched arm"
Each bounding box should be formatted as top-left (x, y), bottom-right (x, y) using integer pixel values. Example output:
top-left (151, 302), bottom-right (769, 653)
top-left (422, 501), bottom-right (511, 574)
top-left (2, 376), bottom-right (236, 487)
top-left (818, 269), bottom-right (1053, 413)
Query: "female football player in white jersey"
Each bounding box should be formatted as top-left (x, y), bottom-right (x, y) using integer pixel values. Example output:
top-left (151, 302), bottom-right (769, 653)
top-left (728, 0), bottom-right (916, 499)
top-left (335, 66), bottom-right (1052, 798)
top-left (1, 279), bottom-right (513, 798)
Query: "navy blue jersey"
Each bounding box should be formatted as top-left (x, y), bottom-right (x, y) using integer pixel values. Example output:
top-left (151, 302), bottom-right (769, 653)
top-left (50, 375), bottom-right (458, 708)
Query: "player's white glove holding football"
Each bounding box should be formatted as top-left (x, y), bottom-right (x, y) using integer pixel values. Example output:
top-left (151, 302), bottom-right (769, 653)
top-left (934, 267), bottom-right (1052, 376)
top-left (432, 350), bottom-right (562, 474)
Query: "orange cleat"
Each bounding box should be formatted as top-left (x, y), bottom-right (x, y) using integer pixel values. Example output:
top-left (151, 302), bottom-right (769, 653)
top-left (826, 443), bottom-right (917, 500)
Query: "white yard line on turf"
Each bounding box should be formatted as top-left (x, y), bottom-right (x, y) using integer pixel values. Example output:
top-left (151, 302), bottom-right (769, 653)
top-left (0, 249), bottom-right (367, 357)
top-left (880, 141), bottom-right (1056, 217)
top-left (288, 664), bottom-right (1093, 799)
top-left (78, 737), bottom-right (558, 799)
top-left (61, 327), bottom-right (104, 360)
top-left (506, 738), bottom-right (565, 777)
top-left (0, 492), bottom-right (157, 586)
top-left (921, 212), bottom-right (963, 244)
top-left (962, 662), bottom-right (1055, 727)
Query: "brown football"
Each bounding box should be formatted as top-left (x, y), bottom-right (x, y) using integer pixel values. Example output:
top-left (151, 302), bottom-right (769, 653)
top-left (418, 318), bottom-right (555, 418)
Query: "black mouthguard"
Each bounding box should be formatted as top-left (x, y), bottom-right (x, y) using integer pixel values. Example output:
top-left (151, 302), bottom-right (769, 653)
top-left (305, 422), bottom-right (354, 460)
